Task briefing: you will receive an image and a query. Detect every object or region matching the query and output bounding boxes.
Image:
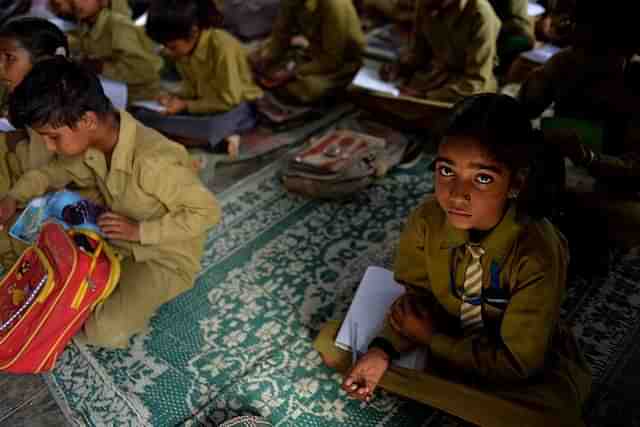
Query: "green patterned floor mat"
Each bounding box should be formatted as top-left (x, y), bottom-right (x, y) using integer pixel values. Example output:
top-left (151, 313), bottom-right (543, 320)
top-left (45, 152), bottom-right (437, 426)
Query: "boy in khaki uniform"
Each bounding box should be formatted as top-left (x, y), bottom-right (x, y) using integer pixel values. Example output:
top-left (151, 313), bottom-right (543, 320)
top-left (382, 0), bottom-right (501, 104)
top-left (257, 0), bottom-right (366, 104)
top-left (0, 58), bottom-right (221, 348)
top-left (71, 0), bottom-right (163, 103)
top-left (142, 0), bottom-right (263, 155)
top-left (316, 95), bottom-right (591, 426)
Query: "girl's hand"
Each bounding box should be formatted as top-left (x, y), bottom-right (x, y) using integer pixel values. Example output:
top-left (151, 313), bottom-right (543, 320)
top-left (341, 348), bottom-right (390, 402)
top-left (389, 295), bottom-right (434, 346)
top-left (98, 212), bottom-right (140, 242)
top-left (160, 97), bottom-right (188, 115)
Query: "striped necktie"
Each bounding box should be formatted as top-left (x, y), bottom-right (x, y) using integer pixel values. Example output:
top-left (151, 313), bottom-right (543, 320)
top-left (460, 244), bottom-right (485, 332)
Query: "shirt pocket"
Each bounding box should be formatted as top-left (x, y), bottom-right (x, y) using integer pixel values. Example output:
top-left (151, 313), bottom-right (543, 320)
top-left (482, 286), bottom-right (510, 341)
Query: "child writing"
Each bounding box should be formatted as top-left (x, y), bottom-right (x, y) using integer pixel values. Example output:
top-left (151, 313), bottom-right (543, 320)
top-left (0, 58), bottom-right (221, 348)
top-left (253, 0), bottom-right (366, 105)
top-left (315, 94), bottom-right (591, 426)
top-left (141, 0), bottom-right (263, 157)
top-left (381, 0), bottom-right (501, 103)
top-left (70, 0), bottom-right (162, 103)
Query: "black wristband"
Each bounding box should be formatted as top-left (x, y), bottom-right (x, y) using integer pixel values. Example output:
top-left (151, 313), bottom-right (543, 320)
top-left (369, 337), bottom-right (400, 360)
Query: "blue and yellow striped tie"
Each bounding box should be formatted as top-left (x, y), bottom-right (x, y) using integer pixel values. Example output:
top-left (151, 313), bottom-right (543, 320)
top-left (460, 244), bottom-right (485, 332)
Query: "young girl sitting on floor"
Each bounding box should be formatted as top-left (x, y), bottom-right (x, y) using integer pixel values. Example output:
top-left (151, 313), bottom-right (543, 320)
top-left (142, 0), bottom-right (263, 158)
top-left (315, 94), bottom-right (592, 427)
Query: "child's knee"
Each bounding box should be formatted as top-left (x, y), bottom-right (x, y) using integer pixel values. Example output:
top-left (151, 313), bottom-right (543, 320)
top-left (82, 304), bottom-right (149, 349)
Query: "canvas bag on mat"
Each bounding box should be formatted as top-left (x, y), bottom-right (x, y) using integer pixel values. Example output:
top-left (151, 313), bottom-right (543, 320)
top-left (0, 221), bottom-right (120, 373)
top-left (282, 120), bottom-right (410, 199)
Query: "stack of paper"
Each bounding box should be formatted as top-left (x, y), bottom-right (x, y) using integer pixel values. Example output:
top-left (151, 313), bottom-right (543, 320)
top-left (335, 266), bottom-right (427, 371)
top-left (521, 44), bottom-right (561, 64)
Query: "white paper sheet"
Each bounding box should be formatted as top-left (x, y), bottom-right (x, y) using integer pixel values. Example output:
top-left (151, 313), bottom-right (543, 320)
top-left (134, 12), bottom-right (148, 27)
top-left (0, 118), bottom-right (16, 132)
top-left (521, 44), bottom-right (561, 64)
top-left (527, 1), bottom-right (545, 17)
top-left (335, 266), bottom-right (427, 371)
top-left (131, 100), bottom-right (167, 113)
top-left (352, 61), bottom-right (400, 97)
top-left (27, 5), bottom-right (78, 32)
top-left (99, 77), bottom-right (128, 110)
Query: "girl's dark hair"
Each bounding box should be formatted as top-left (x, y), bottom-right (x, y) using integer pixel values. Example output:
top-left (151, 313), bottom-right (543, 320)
top-left (0, 17), bottom-right (69, 62)
top-left (442, 94), bottom-right (563, 220)
top-left (9, 57), bottom-right (114, 130)
top-left (145, 0), bottom-right (221, 45)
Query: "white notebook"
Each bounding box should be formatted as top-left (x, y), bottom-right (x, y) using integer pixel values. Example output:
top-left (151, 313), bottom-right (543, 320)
top-left (131, 100), bottom-right (167, 113)
top-left (335, 266), bottom-right (427, 371)
top-left (352, 61), bottom-right (400, 97)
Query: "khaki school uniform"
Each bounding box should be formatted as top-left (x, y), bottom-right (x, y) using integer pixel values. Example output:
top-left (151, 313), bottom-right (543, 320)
top-left (175, 29), bottom-right (263, 114)
top-left (408, 0), bottom-right (500, 103)
top-left (315, 197), bottom-right (591, 427)
top-left (135, 29), bottom-right (262, 149)
top-left (267, 0), bottom-right (366, 103)
top-left (5, 111), bottom-right (221, 348)
top-left (75, 8), bottom-right (163, 102)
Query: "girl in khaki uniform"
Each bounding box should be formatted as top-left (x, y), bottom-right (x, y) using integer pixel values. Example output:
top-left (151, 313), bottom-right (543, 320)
top-left (315, 94), bottom-right (591, 426)
top-left (70, 0), bottom-right (162, 103)
top-left (0, 58), bottom-right (221, 349)
top-left (255, 0), bottom-right (366, 104)
top-left (141, 0), bottom-right (262, 157)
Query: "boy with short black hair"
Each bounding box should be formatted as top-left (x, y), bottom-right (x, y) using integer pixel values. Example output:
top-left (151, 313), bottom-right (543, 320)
top-left (0, 58), bottom-right (221, 348)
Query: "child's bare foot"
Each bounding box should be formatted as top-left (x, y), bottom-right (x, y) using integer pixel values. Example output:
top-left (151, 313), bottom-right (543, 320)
top-left (227, 135), bottom-right (241, 160)
top-left (342, 348), bottom-right (390, 402)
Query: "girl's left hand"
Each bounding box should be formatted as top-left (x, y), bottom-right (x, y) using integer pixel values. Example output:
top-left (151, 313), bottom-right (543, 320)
top-left (98, 212), bottom-right (141, 242)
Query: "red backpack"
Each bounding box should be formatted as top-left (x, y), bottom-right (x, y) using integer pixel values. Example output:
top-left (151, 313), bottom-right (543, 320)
top-left (0, 221), bottom-right (120, 373)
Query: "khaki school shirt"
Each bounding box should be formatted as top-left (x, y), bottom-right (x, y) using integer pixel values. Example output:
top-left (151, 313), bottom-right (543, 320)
top-left (378, 197), bottom-right (570, 383)
top-left (174, 29), bottom-right (263, 114)
top-left (8, 111), bottom-right (221, 278)
top-left (268, 0), bottom-right (365, 77)
top-left (410, 0), bottom-right (500, 103)
top-left (76, 8), bottom-right (163, 102)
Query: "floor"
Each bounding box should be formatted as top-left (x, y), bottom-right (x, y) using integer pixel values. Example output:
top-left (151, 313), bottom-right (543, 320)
top-left (0, 153), bottom-right (280, 427)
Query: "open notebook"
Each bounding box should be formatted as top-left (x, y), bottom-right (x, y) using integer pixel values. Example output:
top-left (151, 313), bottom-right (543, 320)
top-left (335, 266), bottom-right (427, 371)
top-left (351, 60), bottom-right (453, 110)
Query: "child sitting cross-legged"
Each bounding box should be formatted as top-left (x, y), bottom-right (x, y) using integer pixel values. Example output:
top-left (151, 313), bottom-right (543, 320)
top-left (0, 58), bottom-right (221, 349)
top-left (315, 94), bottom-right (592, 427)
top-left (70, 0), bottom-right (163, 103)
top-left (140, 0), bottom-right (263, 158)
